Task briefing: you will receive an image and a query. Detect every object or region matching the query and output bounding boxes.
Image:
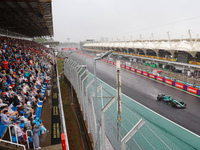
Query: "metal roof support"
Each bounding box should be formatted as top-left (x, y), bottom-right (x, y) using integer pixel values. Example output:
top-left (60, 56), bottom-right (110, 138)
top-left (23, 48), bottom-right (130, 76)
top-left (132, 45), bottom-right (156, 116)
top-left (151, 33), bottom-right (155, 42)
top-left (0, 1), bottom-right (53, 37)
top-left (167, 32), bottom-right (172, 49)
top-left (188, 30), bottom-right (193, 49)
top-left (13, 2), bottom-right (44, 35)
top-left (0, 2), bottom-right (37, 36)
top-left (180, 35), bottom-right (183, 42)
top-left (140, 34), bottom-right (144, 46)
top-left (194, 34), bottom-right (199, 44)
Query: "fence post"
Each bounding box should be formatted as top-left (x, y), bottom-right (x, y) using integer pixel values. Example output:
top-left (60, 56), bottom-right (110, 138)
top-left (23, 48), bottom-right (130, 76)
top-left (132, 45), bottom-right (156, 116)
top-left (101, 97), bottom-right (116, 150)
top-left (121, 119), bottom-right (145, 150)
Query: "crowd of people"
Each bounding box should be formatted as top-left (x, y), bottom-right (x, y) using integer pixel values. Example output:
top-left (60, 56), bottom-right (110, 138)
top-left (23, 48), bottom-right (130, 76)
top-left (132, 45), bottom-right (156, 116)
top-left (0, 36), bottom-right (54, 149)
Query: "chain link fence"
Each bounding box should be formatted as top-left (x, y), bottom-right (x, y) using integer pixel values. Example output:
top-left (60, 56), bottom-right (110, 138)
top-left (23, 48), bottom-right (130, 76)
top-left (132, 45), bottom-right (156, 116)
top-left (63, 52), bottom-right (199, 150)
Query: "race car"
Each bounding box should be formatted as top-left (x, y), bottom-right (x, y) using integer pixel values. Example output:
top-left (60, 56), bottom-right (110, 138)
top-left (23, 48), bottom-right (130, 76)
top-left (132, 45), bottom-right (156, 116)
top-left (157, 93), bottom-right (186, 108)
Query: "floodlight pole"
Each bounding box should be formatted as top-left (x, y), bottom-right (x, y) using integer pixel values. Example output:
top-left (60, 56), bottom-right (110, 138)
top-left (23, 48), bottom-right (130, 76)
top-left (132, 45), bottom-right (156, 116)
top-left (116, 60), bottom-right (121, 150)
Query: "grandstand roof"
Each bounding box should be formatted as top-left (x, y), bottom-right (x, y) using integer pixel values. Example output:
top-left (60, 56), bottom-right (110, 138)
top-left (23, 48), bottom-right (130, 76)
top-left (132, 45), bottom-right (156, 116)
top-left (84, 40), bottom-right (200, 57)
top-left (0, 0), bottom-right (53, 37)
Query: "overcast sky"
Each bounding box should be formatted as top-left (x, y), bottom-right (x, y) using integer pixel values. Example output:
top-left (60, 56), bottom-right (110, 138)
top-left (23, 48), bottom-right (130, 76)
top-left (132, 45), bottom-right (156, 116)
top-left (52, 0), bottom-right (200, 42)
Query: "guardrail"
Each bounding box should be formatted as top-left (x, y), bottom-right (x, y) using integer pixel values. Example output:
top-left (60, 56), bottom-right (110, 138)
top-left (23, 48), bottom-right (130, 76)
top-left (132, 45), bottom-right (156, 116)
top-left (0, 139), bottom-right (26, 150)
top-left (56, 60), bottom-right (70, 150)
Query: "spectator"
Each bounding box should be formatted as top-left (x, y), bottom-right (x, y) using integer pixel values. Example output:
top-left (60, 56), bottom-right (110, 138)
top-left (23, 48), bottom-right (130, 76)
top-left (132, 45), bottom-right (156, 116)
top-left (19, 112), bottom-right (31, 127)
top-left (32, 122), bottom-right (42, 150)
top-left (15, 120), bottom-right (25, 144)
top-left (0, 36), bottom-right (52, 148)
top-left (0, 98), bottom-right (7, 108)
top-left (2, 59), bottom-right (8, 70)
top-left (1, 110), bottom-right (13, 125)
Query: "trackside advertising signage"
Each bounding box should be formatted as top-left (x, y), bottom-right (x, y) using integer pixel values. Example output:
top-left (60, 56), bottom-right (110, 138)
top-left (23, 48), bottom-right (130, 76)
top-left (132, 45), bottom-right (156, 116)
top-left (187, 86), bottom-right (197, 94)
top-left (131, 68), bottom-right (135, 72)
top-left (157, 76), bottom-right (163, 82)
top-left (136, 70), bottom-right (141, 74)
top-left (149, 74), bottom-right (155, 79)
top-left (126, 66), bottom-right (130, 70)
top-left (143, 72), bottom-right (148, 76)
top-left (175, 82), bottom-right (184, 89)
top-left (77, 52), bottom-right (200, 96)
top-left (62, 47), bottom-right (78, 50)
top-left (165, 79), bottom-right (172, 85)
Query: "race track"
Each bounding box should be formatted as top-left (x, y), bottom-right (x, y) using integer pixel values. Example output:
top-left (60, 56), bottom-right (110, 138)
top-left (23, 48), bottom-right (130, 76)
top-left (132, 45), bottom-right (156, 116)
top-left (85, 57), bottom-right (200, 136)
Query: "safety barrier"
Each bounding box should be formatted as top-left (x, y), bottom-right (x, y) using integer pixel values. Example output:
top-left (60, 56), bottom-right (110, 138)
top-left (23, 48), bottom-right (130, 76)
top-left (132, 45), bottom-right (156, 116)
top-left (67, 52), bottom-right (200, 150)
top-left (56, 60), bottom-right (70, 150)
top-left (102, 59), bottom-right (200, 96)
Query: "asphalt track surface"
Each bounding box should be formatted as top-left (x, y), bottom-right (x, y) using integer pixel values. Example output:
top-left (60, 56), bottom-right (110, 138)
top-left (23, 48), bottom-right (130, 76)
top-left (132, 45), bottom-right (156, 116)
top-left (85, 57), bottom-right (200, 136)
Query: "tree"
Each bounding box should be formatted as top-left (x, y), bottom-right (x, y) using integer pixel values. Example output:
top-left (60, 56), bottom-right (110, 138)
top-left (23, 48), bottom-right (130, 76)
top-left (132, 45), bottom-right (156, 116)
top-left (34, 37), bottom-right (48, 43)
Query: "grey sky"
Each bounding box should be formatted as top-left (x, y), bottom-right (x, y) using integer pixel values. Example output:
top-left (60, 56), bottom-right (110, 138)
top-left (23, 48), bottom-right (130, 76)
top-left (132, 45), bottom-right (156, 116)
top-left (52, 0), bottom-right (200, 42)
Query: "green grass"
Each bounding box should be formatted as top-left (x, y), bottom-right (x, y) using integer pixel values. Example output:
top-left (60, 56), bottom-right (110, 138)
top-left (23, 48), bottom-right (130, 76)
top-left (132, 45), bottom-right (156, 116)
top-left (57, 58), bottom-right (84, 150)
top-left (57, 58), bottom-right (63, 74)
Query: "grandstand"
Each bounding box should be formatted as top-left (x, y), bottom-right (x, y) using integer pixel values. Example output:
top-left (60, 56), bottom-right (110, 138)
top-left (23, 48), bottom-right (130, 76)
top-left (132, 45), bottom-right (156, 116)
top-left (0, 1), bottom-right (69, 150)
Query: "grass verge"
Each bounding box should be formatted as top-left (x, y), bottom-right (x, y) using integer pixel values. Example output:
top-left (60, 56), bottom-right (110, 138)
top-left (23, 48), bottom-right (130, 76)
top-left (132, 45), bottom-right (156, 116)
top-left (57, 59), bottom-right (84, 150)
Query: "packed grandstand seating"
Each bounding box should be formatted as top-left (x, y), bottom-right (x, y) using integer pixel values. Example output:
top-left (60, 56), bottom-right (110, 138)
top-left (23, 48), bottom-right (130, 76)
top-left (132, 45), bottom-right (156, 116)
top-left (0, 36), bottom-right (53, 149)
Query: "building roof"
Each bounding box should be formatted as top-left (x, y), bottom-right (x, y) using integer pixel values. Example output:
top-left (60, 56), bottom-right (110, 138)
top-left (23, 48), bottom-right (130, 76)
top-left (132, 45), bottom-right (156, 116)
top-left (84, 40), bottom-right (200, 57)
top-left (0, 0), bottom-right (53, 37)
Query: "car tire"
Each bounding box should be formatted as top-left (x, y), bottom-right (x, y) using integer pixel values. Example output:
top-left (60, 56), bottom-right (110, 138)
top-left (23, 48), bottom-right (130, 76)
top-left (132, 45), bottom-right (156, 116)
top-left (171, 102), bottom-right (176, 107)
top-left (157, 97), bottom-right (161, 101)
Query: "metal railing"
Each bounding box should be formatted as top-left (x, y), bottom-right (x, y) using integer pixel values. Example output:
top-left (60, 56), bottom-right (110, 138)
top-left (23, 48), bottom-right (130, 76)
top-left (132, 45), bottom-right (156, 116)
top-left (8, 124), bottom-right (18, 144)
top-left (56, 59), bottom-right (70, 150)
top-left (26, 130), bottom-right (35, 149)
top-left (0, 139), bottom-right (26, 150)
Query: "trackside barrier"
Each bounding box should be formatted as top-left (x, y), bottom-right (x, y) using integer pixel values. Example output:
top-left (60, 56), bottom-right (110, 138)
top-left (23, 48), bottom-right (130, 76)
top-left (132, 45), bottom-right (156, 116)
top-left (56, 60), bottom-right (69, 150)
top-left (73, 53), bottom-right (200, 149)
top-left (121, 119), bottom-right (145, 150)
top-left (101, 59), bottom-right (200, 96)
top-left (61, 133), bottom-right (66, 150)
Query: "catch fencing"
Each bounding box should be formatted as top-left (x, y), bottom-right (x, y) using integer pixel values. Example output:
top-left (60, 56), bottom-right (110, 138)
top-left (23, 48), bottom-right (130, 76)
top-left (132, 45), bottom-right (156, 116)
top-left (63, 53), bottom-right (199, 150)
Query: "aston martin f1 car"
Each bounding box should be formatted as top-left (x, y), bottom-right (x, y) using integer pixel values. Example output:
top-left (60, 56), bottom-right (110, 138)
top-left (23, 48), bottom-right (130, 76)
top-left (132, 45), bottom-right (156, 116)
top-left (157, 93), bottom-right (186, 108)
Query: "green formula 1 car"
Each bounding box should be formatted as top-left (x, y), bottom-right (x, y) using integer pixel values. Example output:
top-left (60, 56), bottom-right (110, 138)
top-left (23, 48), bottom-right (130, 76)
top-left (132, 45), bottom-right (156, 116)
top-left (157, 93), bottom-right (186, 108)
